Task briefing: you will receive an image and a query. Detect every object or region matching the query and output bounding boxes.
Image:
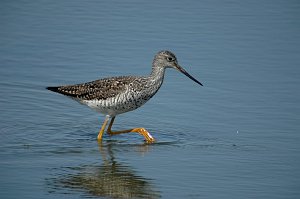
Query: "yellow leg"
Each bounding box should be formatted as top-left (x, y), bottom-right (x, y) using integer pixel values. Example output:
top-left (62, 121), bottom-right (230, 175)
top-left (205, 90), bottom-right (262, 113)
top-left (107, 116), bottom-right (155, 143)
top-left (97, 115), bottom-right (110, 141)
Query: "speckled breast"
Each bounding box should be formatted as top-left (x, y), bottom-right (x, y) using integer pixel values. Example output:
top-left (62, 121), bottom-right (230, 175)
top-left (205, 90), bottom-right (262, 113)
top-left (82, 88), bottom-right (154, 117)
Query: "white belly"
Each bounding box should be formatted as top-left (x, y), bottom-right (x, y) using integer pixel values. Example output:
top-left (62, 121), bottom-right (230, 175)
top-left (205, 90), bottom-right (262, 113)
top-left (81, 92), bottom-right (150, 117)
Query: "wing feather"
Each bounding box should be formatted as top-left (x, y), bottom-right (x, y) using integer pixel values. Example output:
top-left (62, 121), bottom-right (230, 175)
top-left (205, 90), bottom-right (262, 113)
top-left (47, 76), bottom-right (137, 100)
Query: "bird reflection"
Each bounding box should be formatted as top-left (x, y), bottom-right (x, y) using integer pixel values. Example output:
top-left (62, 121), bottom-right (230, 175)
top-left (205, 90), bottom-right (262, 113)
top-left (51, 142), bottom-right (160, 199)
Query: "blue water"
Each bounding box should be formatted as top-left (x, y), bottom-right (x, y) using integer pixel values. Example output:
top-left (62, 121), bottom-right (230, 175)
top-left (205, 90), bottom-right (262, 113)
top-left (1, 0), bottom-right (300, 198)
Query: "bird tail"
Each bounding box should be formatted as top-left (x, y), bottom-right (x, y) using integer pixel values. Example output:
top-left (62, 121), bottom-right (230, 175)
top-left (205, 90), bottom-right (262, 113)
top-left (46, 86), bottom-right (59, 93)
top-left (46, 86), bottom-right (78, 98)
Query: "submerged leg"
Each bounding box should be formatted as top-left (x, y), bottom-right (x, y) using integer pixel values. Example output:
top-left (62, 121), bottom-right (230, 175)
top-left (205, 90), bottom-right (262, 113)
top-left (107, 116), bottom-right (155, 143)
top-left (97, 115), bottom-right (110, 141)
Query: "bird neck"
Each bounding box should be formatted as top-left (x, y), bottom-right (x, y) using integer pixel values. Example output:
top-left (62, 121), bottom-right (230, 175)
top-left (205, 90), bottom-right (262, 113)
top-left (149, 66), bottom-right (166, 85)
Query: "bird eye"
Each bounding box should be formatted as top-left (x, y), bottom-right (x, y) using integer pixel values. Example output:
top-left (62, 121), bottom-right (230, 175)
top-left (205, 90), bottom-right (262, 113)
top-left (167, 57), bottom-right (174, 62)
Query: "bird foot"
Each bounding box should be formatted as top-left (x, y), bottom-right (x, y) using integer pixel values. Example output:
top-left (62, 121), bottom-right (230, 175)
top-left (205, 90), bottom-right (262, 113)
top-left (107, 127), bottom-right (155, 143)
top-left (136, 128), bottom-right (156, 143)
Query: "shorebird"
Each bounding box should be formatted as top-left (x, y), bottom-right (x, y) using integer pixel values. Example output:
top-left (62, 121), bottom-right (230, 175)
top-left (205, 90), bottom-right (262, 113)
top-left (47, 50), bottom-right (202, 143)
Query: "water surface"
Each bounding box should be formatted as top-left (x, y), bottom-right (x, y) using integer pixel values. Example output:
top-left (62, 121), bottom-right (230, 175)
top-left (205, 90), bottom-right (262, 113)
top-left (1, 0), bottom-right (300, 198)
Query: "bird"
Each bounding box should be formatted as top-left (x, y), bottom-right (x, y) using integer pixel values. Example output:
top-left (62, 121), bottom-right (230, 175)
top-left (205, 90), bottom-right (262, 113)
top-left (47, 50), bottom-right (203, 143)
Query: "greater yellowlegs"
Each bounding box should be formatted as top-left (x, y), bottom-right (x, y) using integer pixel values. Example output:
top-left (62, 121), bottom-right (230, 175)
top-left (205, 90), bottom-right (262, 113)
top-left (47, 50), bottom-right (203, 143)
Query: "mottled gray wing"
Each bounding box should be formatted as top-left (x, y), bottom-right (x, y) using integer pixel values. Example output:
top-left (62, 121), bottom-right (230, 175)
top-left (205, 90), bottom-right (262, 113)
top-left (47, 76), bottom-right (137, 100)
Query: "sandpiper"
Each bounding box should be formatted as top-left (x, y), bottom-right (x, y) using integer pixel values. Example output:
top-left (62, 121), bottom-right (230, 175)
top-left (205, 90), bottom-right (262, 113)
top-left (47, 50), bottom-right (203, 143)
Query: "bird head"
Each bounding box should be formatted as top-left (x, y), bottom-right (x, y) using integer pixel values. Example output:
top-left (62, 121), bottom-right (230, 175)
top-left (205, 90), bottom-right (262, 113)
top-left (153, 50), bottom-right (203, 86)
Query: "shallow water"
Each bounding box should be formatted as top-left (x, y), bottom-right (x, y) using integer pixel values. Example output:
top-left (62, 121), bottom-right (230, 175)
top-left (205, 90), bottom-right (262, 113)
top-left (1, 0), bottom-right (300, 198)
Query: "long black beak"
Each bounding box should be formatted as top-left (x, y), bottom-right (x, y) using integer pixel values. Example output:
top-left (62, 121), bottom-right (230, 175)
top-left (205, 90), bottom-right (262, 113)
top-left (175, 63), bottom-right (203, 86)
